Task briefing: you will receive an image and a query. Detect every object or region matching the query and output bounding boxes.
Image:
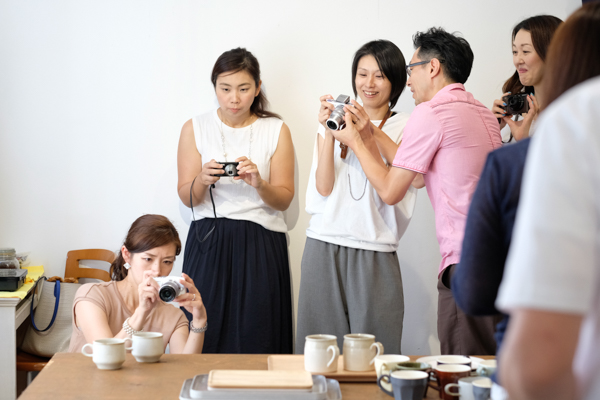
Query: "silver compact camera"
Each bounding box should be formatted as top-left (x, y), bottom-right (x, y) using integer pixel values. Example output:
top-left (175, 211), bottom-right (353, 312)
top-left (213, 161), bottom-right (239, 177)
top-left (326, 94), bottom-right (352, 130)
top-left (153, 276), bottom-right (186, 302)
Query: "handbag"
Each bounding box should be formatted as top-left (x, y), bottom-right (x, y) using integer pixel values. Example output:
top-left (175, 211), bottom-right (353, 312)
top-left (21, 276), bottom-right (81, 357)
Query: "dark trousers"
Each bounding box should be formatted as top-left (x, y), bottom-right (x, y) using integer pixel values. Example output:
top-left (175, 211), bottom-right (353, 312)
top-left (437, 264), bottom-right (501, 355)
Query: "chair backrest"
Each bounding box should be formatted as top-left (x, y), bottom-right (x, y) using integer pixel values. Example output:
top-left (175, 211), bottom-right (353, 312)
top-left (64, 249), bottom-right (114, 282)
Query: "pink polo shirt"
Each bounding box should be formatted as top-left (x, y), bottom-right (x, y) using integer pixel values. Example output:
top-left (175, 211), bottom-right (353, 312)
top-left (393, 83), bottom-right (501, 275)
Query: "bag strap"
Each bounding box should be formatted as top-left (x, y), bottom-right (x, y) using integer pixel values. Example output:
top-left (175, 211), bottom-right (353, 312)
top-left (29, 276), bottom-right (61, 332)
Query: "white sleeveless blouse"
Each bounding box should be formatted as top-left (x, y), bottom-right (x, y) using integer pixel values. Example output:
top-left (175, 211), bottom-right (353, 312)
top-left (190, 110), bottom-right (287, 233)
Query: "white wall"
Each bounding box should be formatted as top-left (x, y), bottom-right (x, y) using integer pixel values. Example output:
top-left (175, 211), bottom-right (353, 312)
top-left (0, 0), bottom-right (579, 355)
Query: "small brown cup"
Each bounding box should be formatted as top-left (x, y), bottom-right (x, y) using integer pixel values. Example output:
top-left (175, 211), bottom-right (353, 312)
top-left (429, 364), bottom-right (471, 400)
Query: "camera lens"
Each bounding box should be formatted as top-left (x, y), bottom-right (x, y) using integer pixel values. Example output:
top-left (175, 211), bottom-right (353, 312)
top-left (159, 283), bottom-right (178, 302)
top-left (327, 107), bottom-right (346, 131)
top-left (326, 119), bottom-right (339, 130)
top-left (224, 164), bottom-right (236, 176)
top-left (508, 96), bottom-right (524, 112)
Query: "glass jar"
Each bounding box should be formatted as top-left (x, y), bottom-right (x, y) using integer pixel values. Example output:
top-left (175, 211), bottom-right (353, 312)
top-left (0, 248), bottom-right (20, 269)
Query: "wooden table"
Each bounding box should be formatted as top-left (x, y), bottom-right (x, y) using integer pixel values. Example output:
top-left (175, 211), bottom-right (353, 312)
top-left (19, 353), bottom-right (493, 399)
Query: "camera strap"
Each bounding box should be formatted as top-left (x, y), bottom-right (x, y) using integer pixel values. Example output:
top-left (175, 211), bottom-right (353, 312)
top-left (189, 176), bottom-right (217, 244)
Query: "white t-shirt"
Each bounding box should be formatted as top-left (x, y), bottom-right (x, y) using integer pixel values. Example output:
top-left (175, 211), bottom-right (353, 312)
top-left (305, 112), bottom-right (417, 252)
top-left (190, 110), bottom-right (287, 233)
top-left (496, 76), bottom-right (600, 400)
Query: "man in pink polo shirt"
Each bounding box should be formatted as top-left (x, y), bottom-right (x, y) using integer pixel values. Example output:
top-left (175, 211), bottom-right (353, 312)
top-left (332, 27), bottom-right (502, 355)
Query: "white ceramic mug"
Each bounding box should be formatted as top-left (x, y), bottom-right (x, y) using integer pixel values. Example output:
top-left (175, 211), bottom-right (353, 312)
top-left (82, 338), bottom-right (132, 370)
top-left (444, 376), bottom-right (480, 400)
top-left (374, 355), bottom-right (411, 393)
top-left (476, 359), bottom-right (497, 377)
top-left (343, 333), bottom-right (384, 371)
top-left (132, 332), bottom-right (164, 363)
top-left (304, 334), bottom-right (339, 373)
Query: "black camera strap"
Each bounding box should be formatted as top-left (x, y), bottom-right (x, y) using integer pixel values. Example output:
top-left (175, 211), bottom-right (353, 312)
top-left (189, 176), bottom-right (217, 243)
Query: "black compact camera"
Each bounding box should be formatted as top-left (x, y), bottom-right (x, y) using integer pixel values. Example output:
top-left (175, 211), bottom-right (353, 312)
top-left (502, 93), bottom-right (530, 115)
top-left (213, 161), bottom-right (239, 177)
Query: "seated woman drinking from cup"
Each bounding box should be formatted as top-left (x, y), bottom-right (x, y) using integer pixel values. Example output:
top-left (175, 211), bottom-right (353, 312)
top-left (69, 214), bottom-right (207, 354)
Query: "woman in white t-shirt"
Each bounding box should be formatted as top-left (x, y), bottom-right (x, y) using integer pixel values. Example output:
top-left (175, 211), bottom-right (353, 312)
top-left (296, 40), bottom-right (417, 354)
top-left (177, 48), bottom-right (294, 354)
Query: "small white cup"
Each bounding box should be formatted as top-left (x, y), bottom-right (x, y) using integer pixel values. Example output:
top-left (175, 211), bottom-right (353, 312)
top-left (343, 333), bottom-right (384, 372)
top-left (444, 376), bottom-right (480, 400)
top-left (82, 338), bottom-right (133, 370)
top-left (374, 354), bottom-right (411, 393)
top-left (476, 359), bottom-right (497, 377)
top-left (132, 332), bottom-right (164, 363)
top-left (304, 334), bottom-right (339, 373)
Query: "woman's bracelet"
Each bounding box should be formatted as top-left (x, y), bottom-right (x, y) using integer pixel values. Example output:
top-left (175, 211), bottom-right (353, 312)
top-left (123, 317), bottom-right (143, 337)
top-left (190, 320), bottom-right (208, 334)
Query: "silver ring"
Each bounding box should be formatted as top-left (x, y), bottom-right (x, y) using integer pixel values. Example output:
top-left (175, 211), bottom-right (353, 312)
top-left (192, 294), bottom-right (196, 301)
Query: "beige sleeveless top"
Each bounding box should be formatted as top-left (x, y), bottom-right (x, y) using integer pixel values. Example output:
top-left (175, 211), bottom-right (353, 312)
top-left (68, 281), bottom-right (188, 352)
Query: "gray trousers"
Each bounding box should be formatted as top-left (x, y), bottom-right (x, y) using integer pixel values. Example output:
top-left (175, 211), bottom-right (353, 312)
top-left (295, 238), bottom-right (404, 354)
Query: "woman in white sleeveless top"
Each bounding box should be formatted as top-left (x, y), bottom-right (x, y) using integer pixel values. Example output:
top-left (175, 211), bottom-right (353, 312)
top-left (296, 40), bottom-right (418, 354)
top-left (177, 48), bottom-right (294, 353)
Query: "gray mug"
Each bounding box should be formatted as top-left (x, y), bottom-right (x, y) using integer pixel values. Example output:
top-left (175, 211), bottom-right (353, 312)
top-left (378, 370), bottom-right (429, 400)
top-left (472, 378), bottom-right (492, 400)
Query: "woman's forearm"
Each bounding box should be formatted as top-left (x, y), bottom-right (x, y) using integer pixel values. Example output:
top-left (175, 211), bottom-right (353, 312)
top-left (315, 132), bottom-right (336, 196)
top-left (182, 320), bottom-right (206, 354)
top-left (255, 180), bottom-right (294, 211)
top-left (177, 173), bottom-right (210, 208)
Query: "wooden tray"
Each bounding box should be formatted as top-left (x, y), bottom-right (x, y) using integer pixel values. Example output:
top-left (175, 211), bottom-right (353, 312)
top-left (267, 355), bottom-right (377, 382)
top-left (207, 369), bottom-right (313, 390)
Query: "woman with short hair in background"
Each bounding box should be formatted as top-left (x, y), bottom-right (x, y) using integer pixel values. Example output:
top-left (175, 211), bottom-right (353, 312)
top-left (296, 40), bottom-right (417, 354)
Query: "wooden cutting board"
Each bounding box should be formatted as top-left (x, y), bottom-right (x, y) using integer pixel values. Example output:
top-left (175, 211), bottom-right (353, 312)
top-left (268, 355), bottom-right (377, 382)
top-left (207, 370), bottom-right (313, 390)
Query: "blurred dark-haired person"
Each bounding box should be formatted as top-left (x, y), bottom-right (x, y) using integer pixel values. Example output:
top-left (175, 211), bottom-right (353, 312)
top-left (177, 48), bottom-right (294, 354)
top-left (496, 4), bottom-right (600, 400)
top-left (296, 40), bottom-right (417, 354)
top-left (491, 15), bottom-right (562, 142)
top-left (331, 27), bottom-right (502, 355)
top-left (69, 215), bottom-right (207, 354)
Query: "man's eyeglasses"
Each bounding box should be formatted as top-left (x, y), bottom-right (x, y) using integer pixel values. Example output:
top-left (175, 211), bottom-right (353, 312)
top-left (405, 59), bottom-right (445, 76)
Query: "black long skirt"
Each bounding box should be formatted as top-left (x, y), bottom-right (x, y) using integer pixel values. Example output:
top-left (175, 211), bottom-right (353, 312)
top-left (181, 218), bottom-right (293, 354)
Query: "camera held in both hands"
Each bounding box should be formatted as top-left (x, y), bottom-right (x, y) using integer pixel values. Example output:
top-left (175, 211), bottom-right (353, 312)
top-left (153, 277), bottom-right (186, 302)
top-left (502, 93), bottom-right (530, 115)
top-left (326, 94), bottom-right (353, 130)
top-left (212, 161), bottom-right (239, 177)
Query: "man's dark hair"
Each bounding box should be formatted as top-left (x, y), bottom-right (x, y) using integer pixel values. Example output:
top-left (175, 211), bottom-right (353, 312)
top-left (412, 27), bottom-right (474, 84)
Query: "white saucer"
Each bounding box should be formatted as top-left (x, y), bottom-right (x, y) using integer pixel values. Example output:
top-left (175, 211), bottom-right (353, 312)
top-left (416, 356), bottom-right (485, 370)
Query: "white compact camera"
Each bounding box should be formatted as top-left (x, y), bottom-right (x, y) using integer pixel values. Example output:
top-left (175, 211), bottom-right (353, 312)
top-left (153, 276), bottom-right (186, 302)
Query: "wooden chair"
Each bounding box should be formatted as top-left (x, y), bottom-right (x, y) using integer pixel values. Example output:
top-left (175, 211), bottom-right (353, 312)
top-left (64, 249), bottom-right (113, 282)
top-left (17, 249), bottom-right (114, 385)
